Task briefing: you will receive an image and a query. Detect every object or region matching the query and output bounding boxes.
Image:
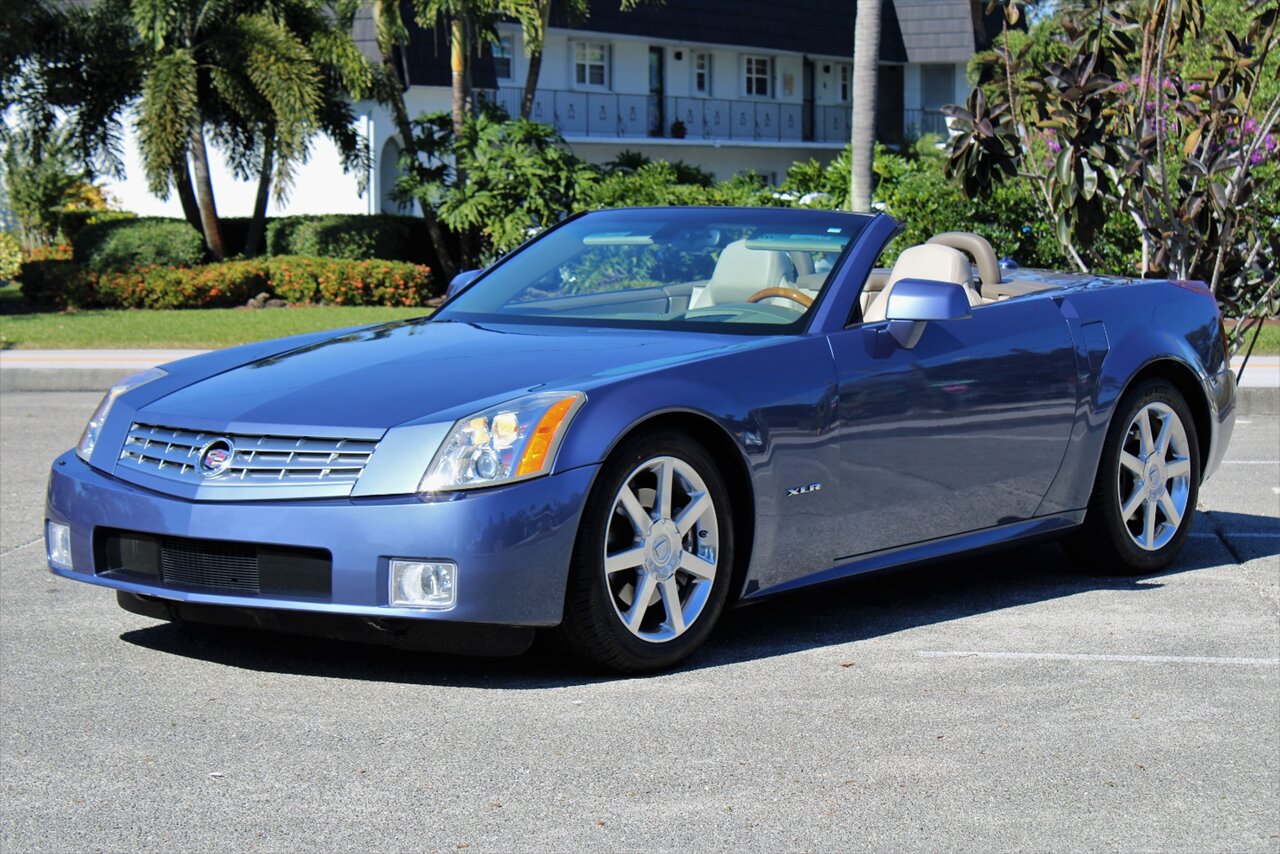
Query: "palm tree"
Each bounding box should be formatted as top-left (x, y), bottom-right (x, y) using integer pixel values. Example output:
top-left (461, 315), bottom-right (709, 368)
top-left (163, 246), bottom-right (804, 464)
top-left (364, 0), bottom-right (460, 278)
top-left (237, 2), bottom-right (375, 255)
top-left (849, 0), bottom-right (882, 212)
top-left (134, 0), bottom-right (357, 260)
top-left (513, 0), bottom-right (647, 121)
top-left (2, 0), bottom-right (141, 184)
top-left (413, 0), bottom-right (505, 137)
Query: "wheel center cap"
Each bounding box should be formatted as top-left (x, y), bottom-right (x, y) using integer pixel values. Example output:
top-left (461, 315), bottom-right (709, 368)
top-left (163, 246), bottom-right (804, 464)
top-left (1147, 464), bottom-right (1163, 497)
top-left (645, 519), bottom-right (682, 581)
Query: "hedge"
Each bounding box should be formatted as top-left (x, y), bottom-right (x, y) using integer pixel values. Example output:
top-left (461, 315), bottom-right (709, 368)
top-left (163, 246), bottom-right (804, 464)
top-left (20, 256), bottom-right (436, 309)
top-left (73, 218), bottom-right (207, 272)
top-left (54, 209), bottom-right (136, 244)
top-left (264, 214), bottom-right (421, 263)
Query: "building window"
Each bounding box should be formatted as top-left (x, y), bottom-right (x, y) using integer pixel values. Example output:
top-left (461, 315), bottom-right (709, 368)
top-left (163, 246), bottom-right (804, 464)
top-left (493, 34), bottom-right (514, 81)
top-left (693, 52), bottom-right (712, 94)
top-left (921, 63), bottom-right (957, 110)
top-left (574, 42), bottom-right (609, 88)
top-left (744, 55), bottom-right (771, 97)
top-left (839, 64), bottom-right (850, 102)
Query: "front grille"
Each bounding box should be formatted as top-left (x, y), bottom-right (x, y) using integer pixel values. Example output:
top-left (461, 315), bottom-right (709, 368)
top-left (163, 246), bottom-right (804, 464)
top-left (162, 538), bottom-right (259, 592)
top-left (119, 422), bottom-right (378, 488)
top-left (96, 529), bottom-right (331, 597)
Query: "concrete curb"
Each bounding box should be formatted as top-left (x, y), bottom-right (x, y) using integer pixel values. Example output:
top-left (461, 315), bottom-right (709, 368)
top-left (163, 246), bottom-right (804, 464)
top-left (1, 369), bottom-right (137, 393)
top-left (1237, 386), bottom-right (1280, 416)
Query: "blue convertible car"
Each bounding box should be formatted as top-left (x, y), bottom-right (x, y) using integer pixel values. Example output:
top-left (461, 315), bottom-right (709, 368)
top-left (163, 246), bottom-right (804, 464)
top-left (45, 208), bottom-right (1236, 671)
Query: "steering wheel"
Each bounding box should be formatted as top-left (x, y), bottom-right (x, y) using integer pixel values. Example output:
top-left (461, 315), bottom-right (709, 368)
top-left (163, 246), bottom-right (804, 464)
top-left (745, 287), bottom-right (813, 308)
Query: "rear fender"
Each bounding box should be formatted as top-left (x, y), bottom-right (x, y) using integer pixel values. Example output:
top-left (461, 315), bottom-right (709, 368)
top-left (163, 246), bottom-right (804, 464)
top-left (1038, 292), bottom-right (1228, 514)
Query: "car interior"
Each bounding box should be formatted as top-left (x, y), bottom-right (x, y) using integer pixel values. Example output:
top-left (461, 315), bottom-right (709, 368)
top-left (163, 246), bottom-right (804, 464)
top-left (475, 226), bottom-right (1065, 328)
top-left (683, 230), bottom-right (1063, 324)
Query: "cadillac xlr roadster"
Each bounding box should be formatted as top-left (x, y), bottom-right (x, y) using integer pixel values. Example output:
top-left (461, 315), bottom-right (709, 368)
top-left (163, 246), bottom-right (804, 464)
top-left (45, 207), bottom-right (1236, 671)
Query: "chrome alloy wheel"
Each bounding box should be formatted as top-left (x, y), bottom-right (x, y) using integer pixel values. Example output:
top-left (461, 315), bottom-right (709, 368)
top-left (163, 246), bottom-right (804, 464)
top-left (1117, 401), bottom-right (1192, 552)
top-left (603, 455), bottom-right (719, 643)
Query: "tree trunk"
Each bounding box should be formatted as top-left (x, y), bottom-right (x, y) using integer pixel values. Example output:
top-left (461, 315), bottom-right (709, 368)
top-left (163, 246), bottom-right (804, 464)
top-left (849, 0), bottom-right (882, 212)
top-left (381, 49), bottom-right (458, 281)
top-left (520, 1), bottom-right (553, 120)
top-left (449, 17), bottom-right (473, 268)
top-left (245, 132), bottom-right (274, 258)
top-left (174, 159), bottom-right (204, 236)
top-left (188, 123), bottom-right (227, 260)
top-left (450, 17), bottom-right (467, 137)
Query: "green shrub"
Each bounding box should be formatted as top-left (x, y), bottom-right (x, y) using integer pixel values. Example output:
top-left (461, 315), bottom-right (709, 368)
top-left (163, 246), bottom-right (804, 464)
top-left (94, 261), bottom-right (269, 309)
top-left (583, 162), bottom-right (778, 210)
top-left (780, 148), bottom-right (852, 209)
top-left (19, 256), bottom-right (435, 309)
top-left (18, 260), bottom-right (94, 307)
top-left (311, 258), bottom-right (435, 306)
top-left (0, 232), bottom-right (22, 281)
top-left (73, 218), bottom-right (206, 272)
top-left (54, 208), bottom-right (136, 244)
top-left (265, 215), bottom-right (416, 262)
top-left (265, 255), bottom-right (326, 302)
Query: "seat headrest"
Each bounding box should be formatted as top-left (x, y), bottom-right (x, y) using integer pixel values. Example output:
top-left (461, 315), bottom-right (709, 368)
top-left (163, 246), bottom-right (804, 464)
top-left (887, 244), bottom-right (972, 288)
top-left (703, 240), bottom-right (787, 304)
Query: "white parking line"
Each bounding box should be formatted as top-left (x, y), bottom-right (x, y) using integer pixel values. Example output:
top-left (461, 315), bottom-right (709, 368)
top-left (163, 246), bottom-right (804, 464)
top-left (919, 651), bottom-right (1280, 666)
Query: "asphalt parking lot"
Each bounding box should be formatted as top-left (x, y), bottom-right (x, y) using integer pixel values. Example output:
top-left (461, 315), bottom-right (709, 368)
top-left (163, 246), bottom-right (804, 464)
top-left (1, 392), bottom-right (1277, 852)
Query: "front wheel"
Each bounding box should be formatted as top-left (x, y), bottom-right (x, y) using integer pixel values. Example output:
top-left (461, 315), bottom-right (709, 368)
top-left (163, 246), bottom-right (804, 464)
top-left (557, 431), bottom-right (734, 673)
top-left (1065, 378), bottom-right (1201, 575)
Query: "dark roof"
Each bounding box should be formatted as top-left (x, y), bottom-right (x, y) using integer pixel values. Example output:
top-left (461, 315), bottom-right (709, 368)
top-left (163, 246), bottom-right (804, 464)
top-left (568, 0), bottom-right (907, 63)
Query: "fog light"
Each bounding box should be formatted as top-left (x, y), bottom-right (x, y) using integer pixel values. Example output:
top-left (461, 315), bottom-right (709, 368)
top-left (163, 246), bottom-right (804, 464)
top-left (390, 560), bottom-right (456, 609)
top-left (46, 521), bottom-right (72, 570)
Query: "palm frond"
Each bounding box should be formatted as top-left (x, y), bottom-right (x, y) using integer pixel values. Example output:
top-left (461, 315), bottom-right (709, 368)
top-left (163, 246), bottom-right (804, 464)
top-left (137, 48), bottom-right (199, 195)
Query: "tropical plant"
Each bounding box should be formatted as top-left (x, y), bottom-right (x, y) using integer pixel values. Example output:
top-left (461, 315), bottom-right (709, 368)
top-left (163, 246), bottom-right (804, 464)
top-left (397, 110), bottom-right (596, 264)
top-left (1, 127), bottom-right (83, 251)
top-left (133, 0), bottom-right (374, 259)
top-left (946, 0), bottom-right (1280, 353)
top-left (0, 231), bottom-right (22, 282)
top-left (411, 0), bottom-right (515, 136)
top-left (353, 0), bottom-right (460, 279)
top-left (2, 0), bottom-right (142, 181)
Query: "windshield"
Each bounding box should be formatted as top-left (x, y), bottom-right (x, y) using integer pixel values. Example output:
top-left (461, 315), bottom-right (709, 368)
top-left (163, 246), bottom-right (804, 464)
top-left (436, 208), bottom-right (873, 334)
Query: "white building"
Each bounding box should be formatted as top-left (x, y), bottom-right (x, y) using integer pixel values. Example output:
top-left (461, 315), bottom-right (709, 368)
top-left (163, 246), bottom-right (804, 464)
top-left (105, 0), bottom-right (999, 218)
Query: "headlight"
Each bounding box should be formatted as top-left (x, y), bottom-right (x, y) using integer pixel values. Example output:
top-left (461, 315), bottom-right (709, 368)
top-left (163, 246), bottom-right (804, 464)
top-left (419, 391), bottom-right (585, 491)
top-left (76, 367), bottom-right (167, 463)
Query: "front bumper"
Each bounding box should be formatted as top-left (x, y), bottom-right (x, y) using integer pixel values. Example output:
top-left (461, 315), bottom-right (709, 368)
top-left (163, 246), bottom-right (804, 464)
top-left (46, 451), bottom-right (597, 633)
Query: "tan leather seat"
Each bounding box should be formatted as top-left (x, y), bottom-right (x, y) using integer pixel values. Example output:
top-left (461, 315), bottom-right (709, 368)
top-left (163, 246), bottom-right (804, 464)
top-left (862, 244), bottom-right (979, 322)
top-left (690, 240), bottom-right (788, 308)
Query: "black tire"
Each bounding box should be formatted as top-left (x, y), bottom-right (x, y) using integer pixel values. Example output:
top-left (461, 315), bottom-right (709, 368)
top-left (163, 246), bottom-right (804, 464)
top-left (556, 430), bottom-right (735, 673)
top-left (1064, 378), bottom-right (1201, 575)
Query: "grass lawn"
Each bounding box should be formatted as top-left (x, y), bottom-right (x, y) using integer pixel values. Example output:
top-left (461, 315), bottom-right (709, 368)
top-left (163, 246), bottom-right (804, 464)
top-left (1231, 321), bottom-right (1280, 357)
top-left (0, 286), bottom-right (429, 349)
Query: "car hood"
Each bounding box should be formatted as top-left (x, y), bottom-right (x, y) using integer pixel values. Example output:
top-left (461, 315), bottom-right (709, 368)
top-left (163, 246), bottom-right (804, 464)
top-left (138, 318), bottom-right (760, 432)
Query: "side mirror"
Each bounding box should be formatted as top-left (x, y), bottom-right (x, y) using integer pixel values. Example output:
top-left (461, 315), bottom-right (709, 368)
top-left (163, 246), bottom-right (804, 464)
top-left (882, 278), bottom-right (972, 349)
top-left (446, 269), bottom-right (483, 299)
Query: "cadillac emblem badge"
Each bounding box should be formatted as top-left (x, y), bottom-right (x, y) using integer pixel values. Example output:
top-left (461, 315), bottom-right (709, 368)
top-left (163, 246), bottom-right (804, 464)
top-left (197, 438), bottom-right (236, 478)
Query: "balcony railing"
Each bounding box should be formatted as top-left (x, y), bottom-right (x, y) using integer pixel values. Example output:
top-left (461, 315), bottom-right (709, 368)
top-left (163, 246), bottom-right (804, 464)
top-left (479, 86), bottom-right (947, 147)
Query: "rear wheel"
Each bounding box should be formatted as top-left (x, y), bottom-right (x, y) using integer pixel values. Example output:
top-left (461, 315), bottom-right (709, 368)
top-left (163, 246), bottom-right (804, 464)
top-left (1065, 378), bottom-right (1200, 574)
top-left (557, 431), bottom-right (733, 673)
